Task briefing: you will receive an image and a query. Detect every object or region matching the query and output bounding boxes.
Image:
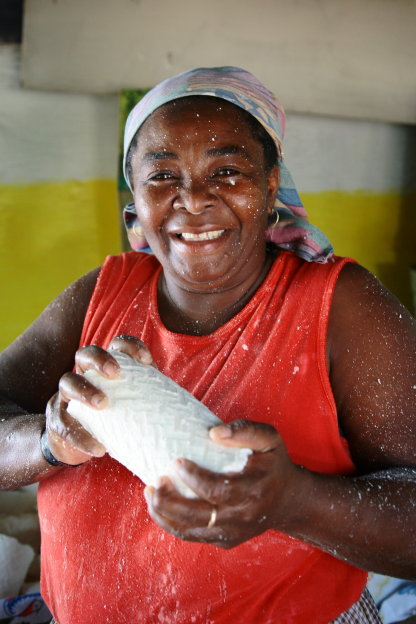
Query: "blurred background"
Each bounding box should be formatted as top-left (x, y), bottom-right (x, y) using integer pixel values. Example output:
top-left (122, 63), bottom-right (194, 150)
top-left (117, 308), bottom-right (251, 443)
top-left (0, 1), bottom-right (415, 621)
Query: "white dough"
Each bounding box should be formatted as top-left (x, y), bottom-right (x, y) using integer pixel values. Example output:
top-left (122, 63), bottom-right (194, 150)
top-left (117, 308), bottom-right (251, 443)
top-left (67, 352), bottom-right (251, 497)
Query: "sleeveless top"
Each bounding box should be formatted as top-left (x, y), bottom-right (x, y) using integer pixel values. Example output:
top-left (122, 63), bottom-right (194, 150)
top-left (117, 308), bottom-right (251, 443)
top-left (38, 250), bottom-right (367, 624)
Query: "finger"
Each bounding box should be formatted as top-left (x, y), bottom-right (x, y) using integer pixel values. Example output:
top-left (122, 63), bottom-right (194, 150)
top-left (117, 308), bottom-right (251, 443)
top-left (175, 450), bottom-right (284, 509)
top-left (59, 371), bottom-right (108, 409)
top-left (145, 477), bottom-right (213, 528)
top-left (174, 459), bottom-right (242, 505)
top-left (75, 345), bottom-right (120, 379)
top-left (144, 481), bottom-right (190, 537)
top-left (46, 394), bottom-right (105, 460)
top-left (144, 477), bottom-right (267, 548)
top-left (146, 477), bottom-right (201, 523)
top-left (58, 409), bottom-right (106, 456)
top-left (144, 483), bottom-right (238, 547)
top-left (209, 419), bottom-right (280, 452)
top-left (48, 426), bottom-right (104, 464)
top-left (108, 335), bottom-right (154, 366)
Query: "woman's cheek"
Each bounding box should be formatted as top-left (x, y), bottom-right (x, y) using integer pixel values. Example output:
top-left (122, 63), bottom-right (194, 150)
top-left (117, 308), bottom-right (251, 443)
top-left (135, 189), bottom-right (168, 221)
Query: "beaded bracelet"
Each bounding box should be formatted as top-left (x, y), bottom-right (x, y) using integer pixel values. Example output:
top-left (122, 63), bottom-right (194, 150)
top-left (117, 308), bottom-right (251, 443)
top-left (40, 427), bottom-right (80, 467)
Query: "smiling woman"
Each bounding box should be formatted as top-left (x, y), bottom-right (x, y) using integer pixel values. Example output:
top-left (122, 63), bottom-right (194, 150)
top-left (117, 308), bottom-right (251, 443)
top-left (0, 67), bottom-right (415, 624)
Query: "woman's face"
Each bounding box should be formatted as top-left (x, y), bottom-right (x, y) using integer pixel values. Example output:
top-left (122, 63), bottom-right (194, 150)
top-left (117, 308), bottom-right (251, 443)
top-left (130, 97), bottom-right (279, 293)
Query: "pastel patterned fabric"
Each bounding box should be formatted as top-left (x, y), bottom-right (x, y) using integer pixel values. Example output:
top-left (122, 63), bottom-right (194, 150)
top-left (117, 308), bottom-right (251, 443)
top-left (122, 66), bottom-right (333, 263)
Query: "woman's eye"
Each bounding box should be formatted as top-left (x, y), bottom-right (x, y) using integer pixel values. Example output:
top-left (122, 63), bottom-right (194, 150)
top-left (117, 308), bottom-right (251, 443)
top-left (149, 171), bottom-right (175, 181)
top-left (215, 168), bottom-right (240, 177)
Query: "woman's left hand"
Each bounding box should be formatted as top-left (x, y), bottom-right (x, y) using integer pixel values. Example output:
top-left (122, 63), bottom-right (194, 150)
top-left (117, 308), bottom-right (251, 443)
top-left (144, 420), bottom-right (301, 548)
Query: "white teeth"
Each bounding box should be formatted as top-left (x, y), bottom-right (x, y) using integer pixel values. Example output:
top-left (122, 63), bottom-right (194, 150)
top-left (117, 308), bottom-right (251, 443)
top-left (181, 230), bottom-right (224, 241)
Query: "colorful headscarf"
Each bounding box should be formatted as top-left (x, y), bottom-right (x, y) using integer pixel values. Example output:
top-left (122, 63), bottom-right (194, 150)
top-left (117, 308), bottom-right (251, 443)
top-left (123, 66), bottom-right (333, 262)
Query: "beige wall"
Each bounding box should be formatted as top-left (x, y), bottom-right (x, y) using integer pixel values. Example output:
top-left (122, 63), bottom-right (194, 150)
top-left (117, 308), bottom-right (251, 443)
top-left (22, 0), bottom-right (416, 124)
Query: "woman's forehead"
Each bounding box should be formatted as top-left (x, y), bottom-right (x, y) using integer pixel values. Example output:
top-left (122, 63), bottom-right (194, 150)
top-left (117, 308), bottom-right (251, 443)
top-left (158, 95), bottom-right (239, 114)
top-left (138, 97), bottom-right (256, 141)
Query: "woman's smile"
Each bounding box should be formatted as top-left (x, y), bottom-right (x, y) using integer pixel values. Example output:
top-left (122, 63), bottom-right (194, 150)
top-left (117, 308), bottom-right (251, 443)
top-left (179, 230), bottom-right (225, 242)
top-left (169, 227), bottom-right (231, 255)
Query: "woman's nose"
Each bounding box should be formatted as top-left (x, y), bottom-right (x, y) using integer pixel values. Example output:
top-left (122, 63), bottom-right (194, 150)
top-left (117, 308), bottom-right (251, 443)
top-left (172, 181), bottom-right (215, 214)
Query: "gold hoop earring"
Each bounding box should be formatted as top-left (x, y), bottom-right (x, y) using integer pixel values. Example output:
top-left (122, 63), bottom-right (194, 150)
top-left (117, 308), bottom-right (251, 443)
top-left (268, 209), bottom-right (280, 228)
top-left (132, 222), bottom-right (144, 239)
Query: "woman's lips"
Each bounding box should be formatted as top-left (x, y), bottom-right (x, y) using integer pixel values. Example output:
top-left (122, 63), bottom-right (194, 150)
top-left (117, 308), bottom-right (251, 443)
top-left (170, 228), bottom-right (231, 254)
top-left (179, 230), bottom-right (225, 241)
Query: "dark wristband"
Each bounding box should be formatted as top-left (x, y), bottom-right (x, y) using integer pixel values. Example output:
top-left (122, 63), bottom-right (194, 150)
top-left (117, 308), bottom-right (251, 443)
top-left (40, 427), bottom-right (80, 467)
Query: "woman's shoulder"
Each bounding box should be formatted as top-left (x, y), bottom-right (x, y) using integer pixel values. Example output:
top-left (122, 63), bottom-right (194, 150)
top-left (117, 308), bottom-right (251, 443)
top-left (100, 250), bottom-right (160, 275)
top-left (94, 251), bottom-right (160, 297)
top-left (330, 261), bottom-right (412, 322)
top-left (275, 249), bottom-right (354, 271)
top-left (272, 250), bottom-right (355, 297)
top-left (328, 261), bottom-right (415, 358)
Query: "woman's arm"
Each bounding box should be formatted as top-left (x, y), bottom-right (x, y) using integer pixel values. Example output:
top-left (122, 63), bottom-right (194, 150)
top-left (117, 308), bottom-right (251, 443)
top-left (260, 263), bottom-right (416, 577)
top-left (0, 268), bottom-right (100, 489)
top-left (294, 262), bottom-right (416, 575)
top-left (145, 263), bottom-right (416, 579)
top-left (0, 268), bottom-right (100, 412)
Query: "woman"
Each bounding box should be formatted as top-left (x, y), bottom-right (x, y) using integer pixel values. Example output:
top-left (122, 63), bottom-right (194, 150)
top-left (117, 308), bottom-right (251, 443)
top-left (0, 67), bottom-right (415, 624)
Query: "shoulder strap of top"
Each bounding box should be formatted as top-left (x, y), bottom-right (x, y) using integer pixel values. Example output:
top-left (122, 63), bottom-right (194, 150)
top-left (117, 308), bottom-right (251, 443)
top-left (79, 252), bottom-right (159, 348)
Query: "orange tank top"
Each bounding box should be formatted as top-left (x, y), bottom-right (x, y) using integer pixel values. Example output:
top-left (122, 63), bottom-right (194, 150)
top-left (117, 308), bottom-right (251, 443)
top-left (38, 251), bottom-right (367, 624)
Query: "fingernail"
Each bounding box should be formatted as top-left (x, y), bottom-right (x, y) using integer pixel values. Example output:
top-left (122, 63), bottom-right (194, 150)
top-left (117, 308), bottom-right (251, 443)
top-left (174, 458), bottom-right (188, 472)
top-left (103, 361), bottom-right (119, 377)
top-left (91, 394), bottom-right (107, 408)
top-left (139, 350), bottom-right (153, 365)
top-left (93, 444), bottom-right (106, 457)
top-left (211, 425), bottom-right (231, 439)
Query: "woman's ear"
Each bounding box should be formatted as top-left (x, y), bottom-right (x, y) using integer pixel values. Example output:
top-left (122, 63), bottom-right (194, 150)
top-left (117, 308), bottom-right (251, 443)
top-left (266, 165), bottom-right (280, 211)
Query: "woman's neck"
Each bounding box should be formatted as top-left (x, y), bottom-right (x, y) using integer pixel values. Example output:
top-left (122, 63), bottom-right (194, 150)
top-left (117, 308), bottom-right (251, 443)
top-left (157, 249), bottom-right (277, 335)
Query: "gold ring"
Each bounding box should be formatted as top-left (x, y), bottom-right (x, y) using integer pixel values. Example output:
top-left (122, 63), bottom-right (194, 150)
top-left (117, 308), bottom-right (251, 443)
top-left (132, 222), bottom-right (144, 239)
top-left (207, 507), bottom-right (217, 529)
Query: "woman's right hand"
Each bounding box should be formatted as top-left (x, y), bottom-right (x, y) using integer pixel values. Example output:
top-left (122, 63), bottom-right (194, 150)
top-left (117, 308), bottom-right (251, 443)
top-left (44, 335), bottom-right (154, 466)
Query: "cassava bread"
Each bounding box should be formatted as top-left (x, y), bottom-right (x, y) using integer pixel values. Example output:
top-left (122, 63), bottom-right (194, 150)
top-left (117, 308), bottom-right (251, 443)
top-left (67, 351), bottom-right (251, 497)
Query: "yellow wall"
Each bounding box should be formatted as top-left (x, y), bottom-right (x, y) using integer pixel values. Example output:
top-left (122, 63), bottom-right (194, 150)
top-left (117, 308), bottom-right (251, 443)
top-left (2, 181), bottom-right (414, 351)
top-left (2, 46), bottom-right (415, 358)
top-left (304, 190), bottom-right (416, 312)
top-left (0, 179), bottom-right (121, 349)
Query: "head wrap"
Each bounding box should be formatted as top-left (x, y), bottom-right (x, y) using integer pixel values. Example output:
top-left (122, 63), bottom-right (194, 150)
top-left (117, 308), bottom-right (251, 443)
top-left (123, 66), bottom-right (333, 262)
